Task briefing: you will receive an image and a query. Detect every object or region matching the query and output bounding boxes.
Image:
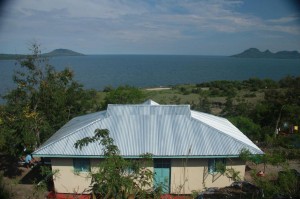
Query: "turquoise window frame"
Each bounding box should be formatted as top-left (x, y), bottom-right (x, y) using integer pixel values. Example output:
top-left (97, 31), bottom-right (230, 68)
top-left (73, 158), bottom-right (90, 172)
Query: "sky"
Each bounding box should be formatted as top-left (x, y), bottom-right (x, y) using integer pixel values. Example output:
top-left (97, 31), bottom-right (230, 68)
top-left (0, 0), bottom-right (299, 55)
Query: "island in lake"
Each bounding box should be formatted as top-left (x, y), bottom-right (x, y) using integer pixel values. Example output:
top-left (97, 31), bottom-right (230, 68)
top-left (0, 49), bottom-right (84, 60)
top-left (231, 48), bottom-right (300, 59)
top-left (43, 49), bottom-right (84, 57)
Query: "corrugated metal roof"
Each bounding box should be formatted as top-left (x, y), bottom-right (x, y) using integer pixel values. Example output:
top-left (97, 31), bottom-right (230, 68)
top-left (33, 100), bottom-right (263, 157)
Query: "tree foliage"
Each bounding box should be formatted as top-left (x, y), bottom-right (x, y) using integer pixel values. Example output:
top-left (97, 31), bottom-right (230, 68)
top-left (239, 148), bottom-right (300, 198)
top-left (74, 129), bottom-right (156, 199)
top-left (0, 44), bottom-right (96, 155)
top-left (229, 116), bottom-right (261, 141)
top-left (101, 85), bottom-right (145, 109)
top-left (194, 96), bottom-right (211, 113)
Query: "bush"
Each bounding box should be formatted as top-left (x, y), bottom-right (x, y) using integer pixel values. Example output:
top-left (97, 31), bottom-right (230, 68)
top-left (243, 93), bottom-right (256, 98)
top-left (0, 172), bottom-right (12, 199)
top-left (286, 149), bottom-right (300, 159)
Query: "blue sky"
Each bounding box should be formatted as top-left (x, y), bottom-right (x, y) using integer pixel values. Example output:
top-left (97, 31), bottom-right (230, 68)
top-left (0, 0), bottom-right (299, 55)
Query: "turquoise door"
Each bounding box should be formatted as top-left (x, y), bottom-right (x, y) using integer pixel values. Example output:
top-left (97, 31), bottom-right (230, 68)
top-left (154, 159), bottom-right (170, 193)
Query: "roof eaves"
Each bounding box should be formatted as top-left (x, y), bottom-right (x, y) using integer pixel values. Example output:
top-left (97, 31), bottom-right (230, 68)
top-left (32, 154), bottom-right (242, 159)
top-left (33, 112), bottom-right (107, 155)
top-left (190, 116), bottom-right (263, 155)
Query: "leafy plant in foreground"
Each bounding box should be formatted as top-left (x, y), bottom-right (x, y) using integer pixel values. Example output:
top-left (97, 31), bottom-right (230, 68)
top-left (75, 129), bottom-right (156, 199)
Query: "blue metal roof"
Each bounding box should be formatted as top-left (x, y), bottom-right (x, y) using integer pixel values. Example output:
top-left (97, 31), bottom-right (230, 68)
top-left (33, 100), bottom-right (263, 157)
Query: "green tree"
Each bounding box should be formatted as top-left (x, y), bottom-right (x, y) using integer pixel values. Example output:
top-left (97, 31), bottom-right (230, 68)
top-left (239, 148), bottom-right (300, 198)
top-left (101, 85), bottom-right (145, 109)
top-left (74, 129), bottom-right (155, 199)
top-left (1, 44), bottom-right (95, 155)
top-left (229, 116), bottom-right (261, 141)
top-left (194, 96), bottom-right (211, 113)
top-left (277, 168), bottom-right (299, 197)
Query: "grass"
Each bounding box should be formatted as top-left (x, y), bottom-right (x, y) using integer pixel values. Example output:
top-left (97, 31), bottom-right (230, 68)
top-left (93, 83), bottom-right (270, 115)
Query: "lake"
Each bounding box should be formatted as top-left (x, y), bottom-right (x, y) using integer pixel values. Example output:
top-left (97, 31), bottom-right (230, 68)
top-left (1, 55), bottom-right (300, 96)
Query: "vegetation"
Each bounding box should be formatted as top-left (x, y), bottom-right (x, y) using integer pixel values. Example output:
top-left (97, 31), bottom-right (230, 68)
top-left (0, 44), bottom-right (96, 155)
top-left (101, 85), bottom-right (145, 109)
top-left (0, 172), bottom-right (13, 199)
top-left (74, 129), bottom-right (157, 199)
top-left (215, 161), bottom-right (241, 182)
top-left (0, 44), bottom-right (299, 198)
top-left (144, 76), bottom-right (300, 146)
top-left (240, 149), bottom-right (300, 198)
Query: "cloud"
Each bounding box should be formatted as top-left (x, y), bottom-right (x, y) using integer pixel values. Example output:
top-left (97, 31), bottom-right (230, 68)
top-left (267, 15), bottom-right (300, 23)
top-left (0, 0), bottom-right (299, 54)
top-left (10, 0), bottom-right (149, 19)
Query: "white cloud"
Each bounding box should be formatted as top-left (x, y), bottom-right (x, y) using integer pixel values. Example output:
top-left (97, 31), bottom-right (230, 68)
top-left (10, 0), bottom-right (148, 19)
top-left (267, 15), bottom-right (300, 23)
top-left (0, 0), bottom-right (299, 54)
top-left (3, 0), bottom-right (298, 35)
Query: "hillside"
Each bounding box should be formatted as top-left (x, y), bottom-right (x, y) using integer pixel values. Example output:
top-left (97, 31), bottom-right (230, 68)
top-left (0, 49), bottom-right (84, 60)
top-left (231, 48), bottom-right (300, 59)
top-left (42, 49), bottom-right (84, 57)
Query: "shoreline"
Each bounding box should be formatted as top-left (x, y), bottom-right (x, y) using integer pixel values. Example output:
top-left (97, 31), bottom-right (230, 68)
top-left (145, 87), bottom-right (171, 91)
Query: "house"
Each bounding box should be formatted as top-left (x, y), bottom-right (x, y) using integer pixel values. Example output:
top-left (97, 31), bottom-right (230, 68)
top-left (33, 100), bottom-right (263, 196)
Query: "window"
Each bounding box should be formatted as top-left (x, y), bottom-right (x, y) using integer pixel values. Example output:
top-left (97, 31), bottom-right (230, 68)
top-left (73, 158), bottom-right (90, 172)
top-left (208, 158), bottom-right (226, 174)
top-left (124, 165), bottom-right (135, 175)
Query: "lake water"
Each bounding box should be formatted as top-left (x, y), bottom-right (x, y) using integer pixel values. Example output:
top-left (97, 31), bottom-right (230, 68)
top-left (1, 55), bottom-right (300, 96)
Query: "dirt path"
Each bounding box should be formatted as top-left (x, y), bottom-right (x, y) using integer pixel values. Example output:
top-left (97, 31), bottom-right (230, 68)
top-left (244, 160), bottom-right (300, 182)
top-left (145, 87), bottom-right (171, 91)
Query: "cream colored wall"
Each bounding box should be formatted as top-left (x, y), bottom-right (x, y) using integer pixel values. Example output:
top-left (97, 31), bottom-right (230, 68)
top-left (51, 158), bottom-right (245, 195)
top-left (170, 159), bottom-right (205, 194)
top-left (203, 158), bottom-right (245, 189)
top-left (170, 158), bottom-right (245, 194)
top-left (51, 158), bottom-right (152, 194)
top-left (51, 158), bottom-right (101, 194)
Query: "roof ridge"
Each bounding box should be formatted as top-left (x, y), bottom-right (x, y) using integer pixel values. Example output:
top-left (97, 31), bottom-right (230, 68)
top-left (142, 99), bottom-right (159, 105)
top-left (108, 104), bottom-right (190, 107)
top-left (106, 104), bottom-right (191, 117)
top-left (33, 112), bottom-right (106, 154)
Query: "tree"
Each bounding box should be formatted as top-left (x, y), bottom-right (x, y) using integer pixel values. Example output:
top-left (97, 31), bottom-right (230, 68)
top-left (1, 44), bottom-right (95, 155)
top-left (101, 85), bottom-right (145, 109)
top-left (229, 116), bottom-right (261, 141)
top-left (221, 96), bottom-right (234, 116)
top-left (239, 148), bottom-right (300, 198)
top-left (194, 96), bottom-right (211, 113)
top-left (74, 129), bottom-right (155, 199)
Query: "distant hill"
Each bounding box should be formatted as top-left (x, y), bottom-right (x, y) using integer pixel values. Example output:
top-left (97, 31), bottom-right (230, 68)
top-left (42, 49), bottom-right (84, 57)
top-left (0, 54), bottom-right (26, 60)
top-left (231, 48), bottom-right (300, 59)
top-left (0, 49), bottom-right (84, 60)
